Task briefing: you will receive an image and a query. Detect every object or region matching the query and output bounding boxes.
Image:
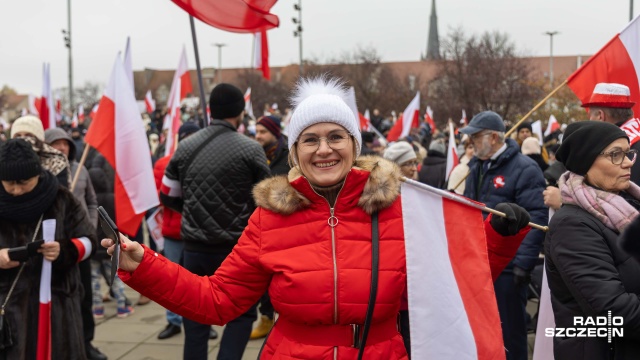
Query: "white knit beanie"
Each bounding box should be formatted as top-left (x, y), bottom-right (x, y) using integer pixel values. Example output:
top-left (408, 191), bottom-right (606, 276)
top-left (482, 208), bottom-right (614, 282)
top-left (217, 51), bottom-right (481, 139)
top-left (288, 76), bottom-right (361, 157)
top-left (384, 142), bottom-right (417, 165)
top-left (11, 115), bottom-right (45, 141)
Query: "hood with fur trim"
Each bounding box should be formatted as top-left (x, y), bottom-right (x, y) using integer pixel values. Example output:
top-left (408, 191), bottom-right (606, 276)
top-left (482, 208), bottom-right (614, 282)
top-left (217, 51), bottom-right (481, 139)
top-left (253, 155), bottom-right (401, 215)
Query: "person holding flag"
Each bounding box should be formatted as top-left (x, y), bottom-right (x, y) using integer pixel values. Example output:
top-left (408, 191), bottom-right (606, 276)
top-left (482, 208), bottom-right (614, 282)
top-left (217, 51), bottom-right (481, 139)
top-left (0, 139), bottom-right (97, 360)
top-left (104, 76), bottom-right (532, 360)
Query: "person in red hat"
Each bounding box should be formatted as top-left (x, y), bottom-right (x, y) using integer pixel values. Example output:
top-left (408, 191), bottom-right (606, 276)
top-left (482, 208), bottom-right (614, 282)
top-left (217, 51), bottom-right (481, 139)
top-left (544, 83), bottom-right (640, 210)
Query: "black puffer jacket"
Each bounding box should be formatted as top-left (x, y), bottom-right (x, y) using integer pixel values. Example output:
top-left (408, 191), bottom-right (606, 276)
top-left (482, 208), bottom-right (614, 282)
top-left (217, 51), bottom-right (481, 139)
top-left (545, 204), bottom-right (640, 360)
top-left (161, 120), bottom-right (270, 253)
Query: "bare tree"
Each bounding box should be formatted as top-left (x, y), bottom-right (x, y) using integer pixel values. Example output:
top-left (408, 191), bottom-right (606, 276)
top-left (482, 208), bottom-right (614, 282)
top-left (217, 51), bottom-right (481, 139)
top-left (234, 70), bottom-right (291, 118)
top-left (56, 81), bottom-right (104, 113)
top-left (428, 28), bottom-right (543, 127)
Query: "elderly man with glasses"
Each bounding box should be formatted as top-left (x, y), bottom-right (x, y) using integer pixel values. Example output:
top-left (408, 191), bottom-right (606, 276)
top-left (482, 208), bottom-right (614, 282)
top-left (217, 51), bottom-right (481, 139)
top-left (461, 111), bottom-right (548, 360)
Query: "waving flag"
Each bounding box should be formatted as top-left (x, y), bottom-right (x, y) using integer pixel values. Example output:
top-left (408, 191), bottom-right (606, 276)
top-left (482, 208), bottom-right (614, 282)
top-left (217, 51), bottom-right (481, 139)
top-left (85, 55), bottom-right (159, 235)
top-left (163, 47), bottom-right (193, 156)
top-left (445, 122), bottom-right (459, 181)
top-left (461, 109), bottom-right (468, 126)
top-left (567, 14), bottom-right (640, 117)
top-left (35, 63), bottom-right (54, 129)
top-left (90, 104), bottom-right (99, 119)
top-left (145, 90), bottom-right (156, 113)
top-left (123, 37), bottom-right (134, 89)
top-left (424, 106), bottom-right (436, 134)
top-left (253, 30), bottom-right (270, 79)
top-left (402, 183), bottom-right (505, 359)
top-left (544, 114), bottom-right (560, 137)
top-left (244, 87), bottom-right (255, 119)
top-left (77, 104), bottom-right (85, 125)
top-left (387, 92), bottom-right (420, 141)
top-left (171, 0), bottom-right (279, 33)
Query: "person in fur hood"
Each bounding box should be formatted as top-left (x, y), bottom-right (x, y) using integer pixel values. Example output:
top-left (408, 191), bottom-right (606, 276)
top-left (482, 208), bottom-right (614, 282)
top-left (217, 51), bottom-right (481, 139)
top-left (103, 76), bottom-right (531, 359)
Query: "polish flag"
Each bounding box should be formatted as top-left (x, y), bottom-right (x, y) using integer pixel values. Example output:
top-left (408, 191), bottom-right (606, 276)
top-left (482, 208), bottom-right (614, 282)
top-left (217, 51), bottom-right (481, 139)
top-left (171, 0), bottom-right (279, 33)
top-left (544, 114), bottom-right (560, 137)
top-left (244, 87), bottom-right (255, 119)
top-left (35, 63), bottom-right (55, 129)
top-left (163, 47), bottom-right (193, 156)
top-left (71, 112), bottom-right (78, 128)
top-left (90, 104), bottom-right (99, 119)
top-left (77, 104), bottom-right (85, 124)
top-left (387, 92), bottom-right (420, 141)
top-left (55, 95), bottom-right (62, 123)
top-left (402, 183), bottom-right (505, 359)
top-left (145, 90), bottom-right (156, 113)
top-left (123, 37), bottom-right (134, 89)
top-left (359, 113), bottom-right (372, 131)
top-left (36, 219), bottom-right (55, 360)
top-left (567, 14), bottom-right (640, 118)
top-left (253, 30), bottom-right (270, 80)
top-left (425, 106), bottom-right (436, 134)
top-left (28, 94), bottom-right (39, 115)
top-left (461, 109), bottom-right (468, 126)
top-left (445, 122), bottom-right (459, 181)
top-left (85, 55), bottom-right (159, 236)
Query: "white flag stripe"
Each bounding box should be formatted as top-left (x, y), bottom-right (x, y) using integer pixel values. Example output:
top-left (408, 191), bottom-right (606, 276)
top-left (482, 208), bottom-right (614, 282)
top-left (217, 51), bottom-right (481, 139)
top-left (77, 237), bottom-right (93, 261)
top-left (39, 219), bottom-right (56, 303)
top-left (402, 184), bottom-right (477, 359)
top-left (532, 120), bottom-right (544, 145)
top-left (401, 92), bottom-right (420, 139)
top-left (619, 15), bottom-right (640, 100)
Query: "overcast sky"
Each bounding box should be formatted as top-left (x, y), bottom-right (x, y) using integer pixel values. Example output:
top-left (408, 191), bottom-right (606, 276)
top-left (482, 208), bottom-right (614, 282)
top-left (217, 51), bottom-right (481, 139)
top-left (0, 0), bottom-right (635, 95)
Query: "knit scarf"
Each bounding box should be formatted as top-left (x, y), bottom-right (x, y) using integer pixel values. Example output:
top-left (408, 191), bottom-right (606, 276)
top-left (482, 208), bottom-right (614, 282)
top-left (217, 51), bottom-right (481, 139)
top-left (0, 171), bottom-right (59, 223)
top-left (264, 138), bottom-right (283, 164)
top-left (22, 136), bottom-right (70, 183)
top-left (559, 171), bottom-right (640, 232)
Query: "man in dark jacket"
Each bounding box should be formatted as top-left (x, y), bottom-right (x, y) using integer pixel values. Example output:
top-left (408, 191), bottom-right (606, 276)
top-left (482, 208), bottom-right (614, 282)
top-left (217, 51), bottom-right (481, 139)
top-left (160, 83), bottom-right (271, 360)
top-left (418, 140), bottom-right (447, 189)
top-left (462, 111), bottom-right (547, 360)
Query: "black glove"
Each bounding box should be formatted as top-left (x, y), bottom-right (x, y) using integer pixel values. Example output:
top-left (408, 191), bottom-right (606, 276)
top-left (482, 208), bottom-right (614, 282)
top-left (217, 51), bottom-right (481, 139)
top-left (621, 215), bottom-right (640, 261)
top-left (513, 266), bottom-right (531, 286)
top-left (490, 203), bottom-right (530, 237)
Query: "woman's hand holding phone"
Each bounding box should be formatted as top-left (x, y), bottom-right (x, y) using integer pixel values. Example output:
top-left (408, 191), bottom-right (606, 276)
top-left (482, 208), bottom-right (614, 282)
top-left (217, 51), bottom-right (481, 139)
top-left (101, 234), bottom-right (144, 272)
top-left (0, 248), bottom-right (20, 269)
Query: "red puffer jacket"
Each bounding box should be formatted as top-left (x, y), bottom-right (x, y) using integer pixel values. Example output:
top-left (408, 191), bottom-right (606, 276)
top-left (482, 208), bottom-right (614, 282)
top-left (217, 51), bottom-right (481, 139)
top-left (153, 155), bottom-right (181, 239)
top-left (121, 156), bottom-right (525, 359)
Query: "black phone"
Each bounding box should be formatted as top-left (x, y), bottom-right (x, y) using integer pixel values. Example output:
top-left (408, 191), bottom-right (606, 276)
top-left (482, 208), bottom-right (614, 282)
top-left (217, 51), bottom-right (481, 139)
top-left (97, 206), bottom-right (120, 286)
top-left (8, 240), bottom-right (45, 262)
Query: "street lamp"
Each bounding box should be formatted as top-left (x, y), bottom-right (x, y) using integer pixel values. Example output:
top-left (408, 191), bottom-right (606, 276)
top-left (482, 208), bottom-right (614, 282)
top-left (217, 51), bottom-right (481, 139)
top-left (213, 43), bottom-right (226, 84)
top-left (62, 0), bottom-right (73, 112)
top-left (292, 0), bottom-right (303, 76)
top-left (544, 31), bottom-right (559, 90)
top-left (631, 0), bottom-right (635, 21)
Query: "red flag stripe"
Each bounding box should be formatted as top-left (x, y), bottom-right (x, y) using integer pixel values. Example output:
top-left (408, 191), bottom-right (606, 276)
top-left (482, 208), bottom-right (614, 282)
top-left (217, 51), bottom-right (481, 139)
top-left (71, 237), bottom-right (92, 262)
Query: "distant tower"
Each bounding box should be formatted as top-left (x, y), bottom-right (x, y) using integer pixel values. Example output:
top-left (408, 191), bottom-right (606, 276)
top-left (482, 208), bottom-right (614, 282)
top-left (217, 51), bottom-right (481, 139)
top-left (425, 0), bottom-right (441, 60)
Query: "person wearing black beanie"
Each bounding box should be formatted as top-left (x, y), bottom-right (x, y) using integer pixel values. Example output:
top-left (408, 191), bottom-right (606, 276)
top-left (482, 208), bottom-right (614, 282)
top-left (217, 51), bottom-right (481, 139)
top-left (0, 138), bottom-right (99, 360)
top-left (516, 122), bottom-right (533, 144)
top-left (209, 83), bottom-right (245, 125)
top-left (545, 120), bottom-right (640, 359)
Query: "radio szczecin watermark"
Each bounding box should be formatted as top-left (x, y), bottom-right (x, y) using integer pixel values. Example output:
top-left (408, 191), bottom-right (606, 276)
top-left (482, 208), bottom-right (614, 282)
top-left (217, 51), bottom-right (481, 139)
top-left (545, 311), bottom-right (623, 343)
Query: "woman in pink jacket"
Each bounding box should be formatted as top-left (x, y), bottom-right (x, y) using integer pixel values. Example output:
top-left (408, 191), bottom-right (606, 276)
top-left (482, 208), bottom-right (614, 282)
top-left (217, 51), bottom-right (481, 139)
top-left (104, 77), bottom-right (529, 359)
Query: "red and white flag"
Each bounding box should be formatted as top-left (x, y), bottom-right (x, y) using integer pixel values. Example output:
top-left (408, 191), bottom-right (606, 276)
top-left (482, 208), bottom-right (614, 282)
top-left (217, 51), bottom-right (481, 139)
top-left (144, 90), bottom-right (156, 113)
top-left (253, 30), bottom-right (270, 80)
top-left (445, 122), bottom-right (459, 181)
top-left (71, 112), bottom-right (78, 128)
top-left (55, 95), bottom-right (62, 123)
top-left (425, 106), bottom-right (436, 134)
top-left (35, 63), bottom-right (55, 129)
top-left (402, 183), bottom-right (505, 359)
top-left (244, 87), bottom-right (255, 119)
top-left (171, 0), bottom-right (279, 33)
top-left (544, 114), bottom-right (560, 137)
top-left (85, 55), bottom-right (159, 236)
top-left (77, 104), bottom-right (85, 124)
top-left (567, 14), bottom-right (640, 117)
top-left (90, 104), bottom-right (99, 119)
top-left (28, 94), bottom-right (39, 115)
top-left (387, 92), bottom-right (420, 141)
top-left (123, 37), bottom-right (134, 89)
top-left (163, 47), bottom-right (193, 156)
top-left (461, 109), bottom-right (468, 126)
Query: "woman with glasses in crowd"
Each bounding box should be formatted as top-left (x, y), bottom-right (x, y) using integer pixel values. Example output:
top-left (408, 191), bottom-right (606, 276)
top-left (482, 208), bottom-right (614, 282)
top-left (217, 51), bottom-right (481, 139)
top-left (103, 77), bottom-right (531, 359)
top-left (545, 121), bottom-right (640, 360)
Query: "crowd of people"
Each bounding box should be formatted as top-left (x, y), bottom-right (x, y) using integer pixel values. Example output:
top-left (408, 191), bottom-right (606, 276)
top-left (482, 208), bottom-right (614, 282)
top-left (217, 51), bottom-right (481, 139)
top-left (2, 78), bottom-right (640, 360)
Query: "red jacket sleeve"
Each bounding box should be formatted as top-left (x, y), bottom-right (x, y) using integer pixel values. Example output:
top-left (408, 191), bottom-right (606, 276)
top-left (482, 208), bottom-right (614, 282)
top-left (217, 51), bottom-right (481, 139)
top-left (119, 209), bottom-right (270, 325)
top-left (484, 214), bottom-right (530, 282)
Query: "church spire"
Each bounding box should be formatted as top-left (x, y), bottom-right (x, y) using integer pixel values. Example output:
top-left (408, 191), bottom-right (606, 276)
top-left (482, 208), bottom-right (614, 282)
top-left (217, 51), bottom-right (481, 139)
top-left (426, 0), bottom-right (441, 60)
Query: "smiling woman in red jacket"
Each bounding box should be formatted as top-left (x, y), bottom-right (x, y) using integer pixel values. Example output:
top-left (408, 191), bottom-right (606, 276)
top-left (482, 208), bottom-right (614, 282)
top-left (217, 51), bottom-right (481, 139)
top-left (104, 76), bottom-right (529, 360)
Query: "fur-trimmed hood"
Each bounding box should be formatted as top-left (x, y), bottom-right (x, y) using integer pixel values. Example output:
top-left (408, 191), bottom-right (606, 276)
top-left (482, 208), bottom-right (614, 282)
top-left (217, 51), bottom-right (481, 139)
top-left (253, 155), bottom-right (402, 215)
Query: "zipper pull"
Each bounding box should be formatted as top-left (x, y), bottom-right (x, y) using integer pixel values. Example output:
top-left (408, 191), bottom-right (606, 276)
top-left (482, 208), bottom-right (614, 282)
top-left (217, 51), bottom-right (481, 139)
top-left (328, 207), bottom-right (338, 227)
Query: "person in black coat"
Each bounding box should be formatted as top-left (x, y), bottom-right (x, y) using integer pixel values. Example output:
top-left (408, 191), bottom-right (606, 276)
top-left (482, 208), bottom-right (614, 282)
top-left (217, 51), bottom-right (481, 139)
top-left (546, 121), bottom-right (640, 360)
top-left (255, 116), bottom-right (290, 176)
top-left (418, 140), bottom-right (447, 189)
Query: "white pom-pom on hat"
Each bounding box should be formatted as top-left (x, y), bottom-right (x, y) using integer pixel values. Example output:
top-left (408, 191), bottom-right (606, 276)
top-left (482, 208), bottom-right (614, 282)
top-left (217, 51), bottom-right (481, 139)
top-left (288, 75), bottom-right (361, 157)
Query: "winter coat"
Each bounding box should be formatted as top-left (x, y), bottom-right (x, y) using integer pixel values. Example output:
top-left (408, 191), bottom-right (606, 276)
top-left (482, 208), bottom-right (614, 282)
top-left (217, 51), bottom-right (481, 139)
top-left (121, 156), bottom-right (525, 360)
top-left (417, 150), bottom-right (447, 189)
top-left (545, 204), bottom-right (640, 360)
top-left (0, 187), bottom-right (96, 360)
top-left (153, 155), bottom-right (181, 240)
top-left (269, 143), bottom-right (291, 177)
top-left (160, 120), bottom-right (271, 253)
top-left (464, 138), bottom-right (548, 271)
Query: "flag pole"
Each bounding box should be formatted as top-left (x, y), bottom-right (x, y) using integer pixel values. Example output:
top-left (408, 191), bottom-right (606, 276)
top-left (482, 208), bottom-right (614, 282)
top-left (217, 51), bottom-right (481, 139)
top-left (401, 177), bottom-right (548, 231)
top-left (70, 144), bottom-right (91, 192)
top-left (505, 79), bottom-right (568, 137)
top-left (189, 15), bottom-right (209, 129)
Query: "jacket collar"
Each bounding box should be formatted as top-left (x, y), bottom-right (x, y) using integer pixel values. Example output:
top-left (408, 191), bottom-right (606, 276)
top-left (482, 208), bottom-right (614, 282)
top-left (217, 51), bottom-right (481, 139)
top-left (253, 155), bottom-right (401, 215)
top-left (209, 119), bottom-right (238, 132)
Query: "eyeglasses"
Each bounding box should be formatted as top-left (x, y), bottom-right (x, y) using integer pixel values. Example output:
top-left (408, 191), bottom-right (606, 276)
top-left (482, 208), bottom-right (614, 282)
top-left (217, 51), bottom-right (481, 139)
top-left (470, 131), bottom-right (492, 143)
top-left (400, 160), bottom-right (419, 168)
top-left (600, 149), bottom-right (638, 165)
top-left (297, 130), bottom-right (351, 154)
